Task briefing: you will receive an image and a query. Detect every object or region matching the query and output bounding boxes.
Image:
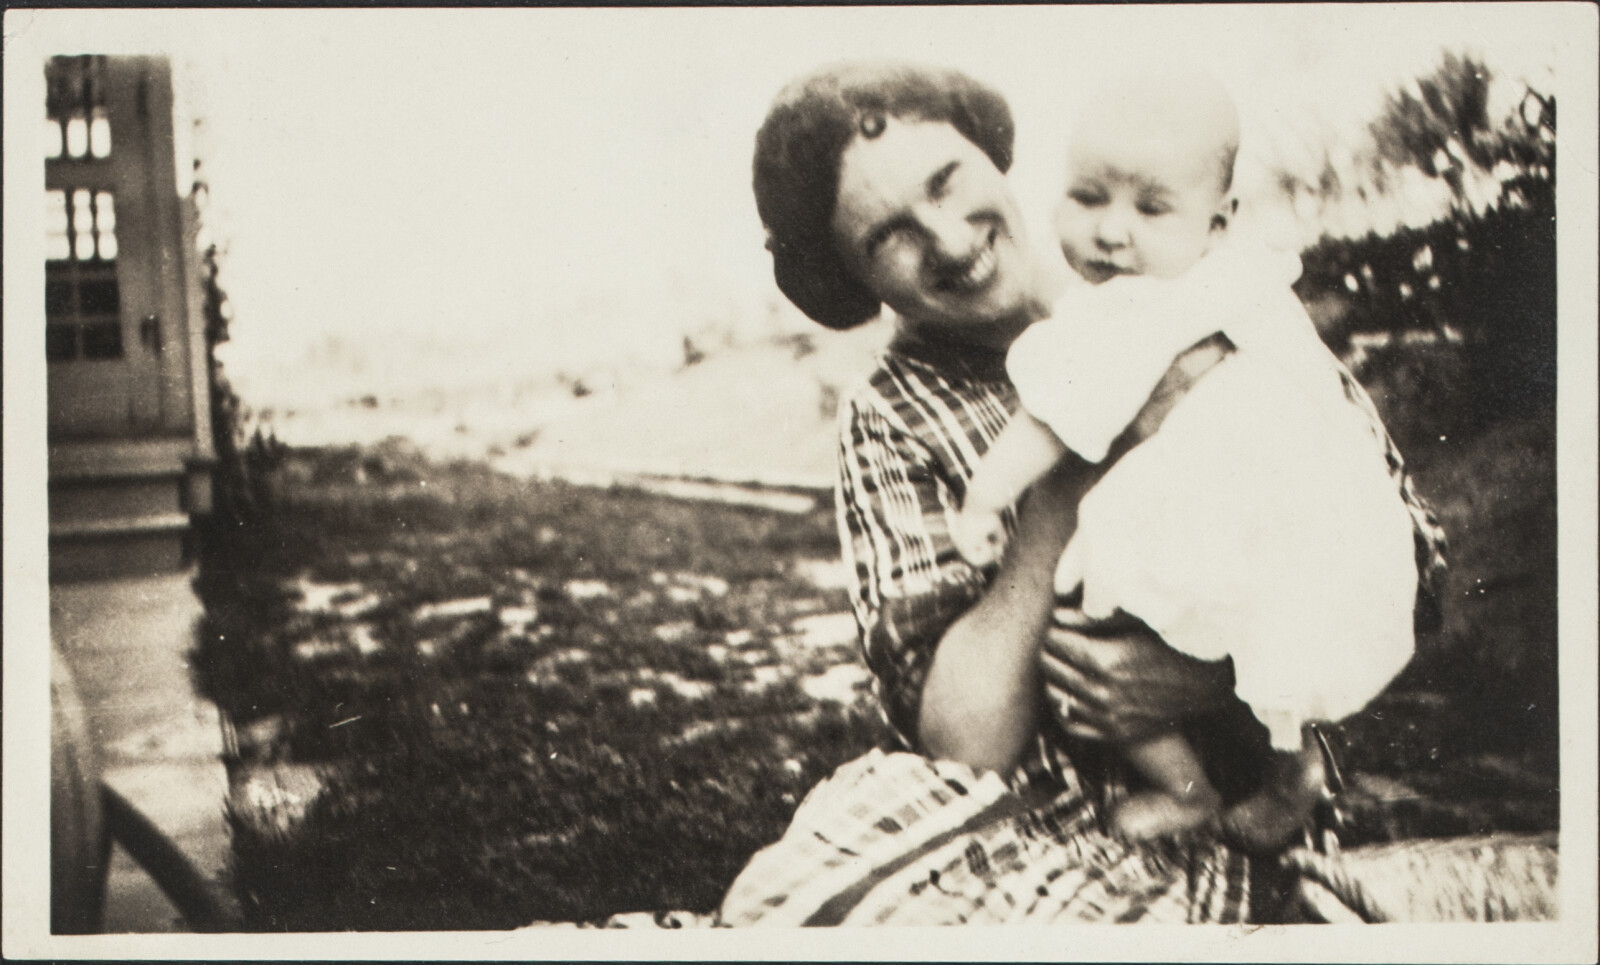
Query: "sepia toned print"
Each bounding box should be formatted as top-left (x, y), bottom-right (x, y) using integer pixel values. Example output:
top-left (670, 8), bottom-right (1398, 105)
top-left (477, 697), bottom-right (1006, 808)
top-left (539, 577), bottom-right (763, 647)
top-left (4, 5), bottom-right (1595, 961)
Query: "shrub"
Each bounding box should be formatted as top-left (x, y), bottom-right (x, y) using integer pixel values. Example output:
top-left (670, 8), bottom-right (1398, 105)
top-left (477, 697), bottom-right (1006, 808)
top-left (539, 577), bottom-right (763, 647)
top-left (1292, 53), bottom-right (1556, 429)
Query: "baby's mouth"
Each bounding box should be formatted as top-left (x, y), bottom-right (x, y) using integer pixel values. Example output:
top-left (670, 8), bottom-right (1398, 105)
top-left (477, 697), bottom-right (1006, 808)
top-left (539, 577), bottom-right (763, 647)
top-left (1078, 259), bottom-right (1130, 284)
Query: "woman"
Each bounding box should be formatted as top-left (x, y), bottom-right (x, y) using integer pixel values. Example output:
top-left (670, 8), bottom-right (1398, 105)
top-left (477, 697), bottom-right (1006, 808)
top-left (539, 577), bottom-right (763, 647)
top-left (719, 60), bottom-right (1297, 926)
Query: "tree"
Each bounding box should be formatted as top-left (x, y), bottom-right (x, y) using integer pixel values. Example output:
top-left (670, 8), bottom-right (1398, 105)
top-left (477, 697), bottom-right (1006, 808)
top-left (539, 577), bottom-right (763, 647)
top-left (1295, 52), bottom-right (1555, 424)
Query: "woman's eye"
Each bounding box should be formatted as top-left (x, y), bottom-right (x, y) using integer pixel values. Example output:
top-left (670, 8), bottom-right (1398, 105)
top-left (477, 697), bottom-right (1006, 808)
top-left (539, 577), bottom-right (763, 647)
top-left (928, 161), bottom-right (960, 200)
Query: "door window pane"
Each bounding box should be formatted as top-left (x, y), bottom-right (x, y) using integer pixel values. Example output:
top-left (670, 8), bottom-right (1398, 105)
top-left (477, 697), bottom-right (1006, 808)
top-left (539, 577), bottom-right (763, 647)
top-left (46, 190), bottom-right (71, 260)
top-left (95, 192), bottom-right (115, 231)
top-left (89, 115), bottom-right (112, 158)
top-left (46, 279), bottom-right (73, 318)
top-left (81, 321), bottom-right (123, 359)
top-left (44, 185), bottom-right (122, 359)
top-left (65, 117), bottom-right (88, 157)
top-left (45, 56), bottom-right (111, 160)
top-left (46, 326), bottom-right (77, 362)
top-left (79, 280), bottom-right (120, 315)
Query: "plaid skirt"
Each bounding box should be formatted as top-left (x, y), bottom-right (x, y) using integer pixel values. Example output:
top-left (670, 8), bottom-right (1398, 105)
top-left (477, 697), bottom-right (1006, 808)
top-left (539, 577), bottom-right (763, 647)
top-left (718, 749), bottom-right (1262, 926)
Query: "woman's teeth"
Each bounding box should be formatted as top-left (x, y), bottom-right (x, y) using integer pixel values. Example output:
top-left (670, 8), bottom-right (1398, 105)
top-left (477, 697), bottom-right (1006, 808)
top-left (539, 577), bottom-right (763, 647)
top-left (944, 247), bottom-right (997, 292)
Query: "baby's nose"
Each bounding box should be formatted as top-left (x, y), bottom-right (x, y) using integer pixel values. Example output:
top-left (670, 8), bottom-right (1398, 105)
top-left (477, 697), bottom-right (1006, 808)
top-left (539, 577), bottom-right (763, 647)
top-left (1094, 209), bottom-right (1132, 249)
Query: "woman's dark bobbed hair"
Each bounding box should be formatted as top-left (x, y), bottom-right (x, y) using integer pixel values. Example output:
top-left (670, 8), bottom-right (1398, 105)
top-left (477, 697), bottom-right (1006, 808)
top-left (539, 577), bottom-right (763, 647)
top-left (753, 61), bottom-right (1015, 330)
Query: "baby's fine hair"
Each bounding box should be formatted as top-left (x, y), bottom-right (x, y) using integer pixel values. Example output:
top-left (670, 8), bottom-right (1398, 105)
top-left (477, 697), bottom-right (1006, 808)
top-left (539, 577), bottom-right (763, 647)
top-left (1075, 61), bottom-right (1240, 196)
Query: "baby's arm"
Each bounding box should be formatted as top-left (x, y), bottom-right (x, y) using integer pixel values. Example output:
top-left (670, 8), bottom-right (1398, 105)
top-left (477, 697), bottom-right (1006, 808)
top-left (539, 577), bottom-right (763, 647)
top-left (1013, 243), bottom-right (1302, 465)
top-left (953, 411), bottom-right (1072, 567)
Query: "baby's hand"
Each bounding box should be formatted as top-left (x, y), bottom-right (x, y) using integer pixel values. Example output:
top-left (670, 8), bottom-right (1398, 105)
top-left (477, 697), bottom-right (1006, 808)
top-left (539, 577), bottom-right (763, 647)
top-left (952, 506), bottom-right (1007, 568)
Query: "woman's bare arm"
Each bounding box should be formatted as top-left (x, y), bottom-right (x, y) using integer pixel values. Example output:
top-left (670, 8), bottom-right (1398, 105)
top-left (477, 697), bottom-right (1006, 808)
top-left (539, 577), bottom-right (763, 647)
top-left (917, 457), bottom-right (1089, 774)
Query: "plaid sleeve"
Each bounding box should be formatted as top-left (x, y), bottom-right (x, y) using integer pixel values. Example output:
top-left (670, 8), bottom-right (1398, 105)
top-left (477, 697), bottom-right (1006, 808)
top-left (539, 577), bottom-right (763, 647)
top-left (835, 395), bottom-right (987, 750)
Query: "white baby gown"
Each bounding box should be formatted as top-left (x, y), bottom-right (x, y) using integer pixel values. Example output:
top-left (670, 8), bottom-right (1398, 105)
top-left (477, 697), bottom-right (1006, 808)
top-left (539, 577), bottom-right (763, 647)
top-left (1008, 243), bottom-right (1418, 749)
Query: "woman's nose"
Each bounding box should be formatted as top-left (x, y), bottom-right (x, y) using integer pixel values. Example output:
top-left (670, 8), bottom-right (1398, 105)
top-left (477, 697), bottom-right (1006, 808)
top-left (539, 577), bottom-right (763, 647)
top-left (924, 208), bottom-right (979, 264)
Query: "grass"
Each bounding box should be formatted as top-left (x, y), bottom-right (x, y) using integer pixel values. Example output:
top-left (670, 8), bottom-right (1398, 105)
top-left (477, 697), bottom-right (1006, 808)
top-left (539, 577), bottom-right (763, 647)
top-left (193, 448), bottom-right (891, 929)
top-left (191, 338), bottom-right (1559, 930)
top-left (1323, 340), bottom-right (1559, 846)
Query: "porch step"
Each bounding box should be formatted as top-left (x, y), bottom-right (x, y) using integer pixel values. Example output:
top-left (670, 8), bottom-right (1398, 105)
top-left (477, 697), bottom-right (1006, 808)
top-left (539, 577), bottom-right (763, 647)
top-left (51, 477), bottom-right (186, 527)
top-left (48, 438), bottom-right (212, 581)
top-left (50, 525), bottom-right (191, 581)
top-left (49, 476), bottom-right (193, 581)
top-left (51, 512), bottom-right (191, 540)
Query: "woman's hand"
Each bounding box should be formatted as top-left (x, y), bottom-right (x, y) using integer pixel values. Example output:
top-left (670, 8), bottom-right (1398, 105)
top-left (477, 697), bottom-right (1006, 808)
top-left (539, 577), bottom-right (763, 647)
top-left (1040, 608), bottom-right (1235, 744)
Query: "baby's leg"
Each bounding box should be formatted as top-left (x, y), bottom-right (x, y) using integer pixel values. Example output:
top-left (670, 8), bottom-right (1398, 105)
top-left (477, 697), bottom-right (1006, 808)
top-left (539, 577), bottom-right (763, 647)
top-left (1219, 730), bottom-right (1327, 854)
top-left (1112, 732), bottom-right (1222, 841)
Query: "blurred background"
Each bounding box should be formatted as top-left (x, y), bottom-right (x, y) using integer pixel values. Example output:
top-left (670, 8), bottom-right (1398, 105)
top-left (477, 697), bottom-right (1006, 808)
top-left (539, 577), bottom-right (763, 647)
top-left (8, 4), bottom-right (1581, 936)
top-left (9, 6), bottom-right (1566, 482)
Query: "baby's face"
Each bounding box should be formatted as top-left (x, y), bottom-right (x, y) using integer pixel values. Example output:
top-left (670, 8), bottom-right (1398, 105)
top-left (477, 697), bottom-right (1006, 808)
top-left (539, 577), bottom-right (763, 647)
top-left (1053, 115), bottom-right (1233, 285)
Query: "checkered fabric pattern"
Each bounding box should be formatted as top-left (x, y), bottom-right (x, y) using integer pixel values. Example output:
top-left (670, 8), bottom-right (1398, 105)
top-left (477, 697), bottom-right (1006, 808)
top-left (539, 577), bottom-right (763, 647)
top-left (728, 331), bottom-right (1448, 927)
top-left (719, 750), bottom-right (1253, 925)
top-left (833, 340), bottom-right (1017, 752)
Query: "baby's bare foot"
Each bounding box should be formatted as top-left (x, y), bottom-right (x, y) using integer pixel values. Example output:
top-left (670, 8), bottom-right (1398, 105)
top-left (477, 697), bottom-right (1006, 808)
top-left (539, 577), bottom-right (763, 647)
top-left (1220, 745), bottom-right (1326, 854)
top-left (1111, 788), bottom-right (1221, 842)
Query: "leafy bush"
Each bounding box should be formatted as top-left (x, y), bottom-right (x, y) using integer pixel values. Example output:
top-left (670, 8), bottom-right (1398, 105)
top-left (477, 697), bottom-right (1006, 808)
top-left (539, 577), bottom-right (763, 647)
top-left (1293, 53), bottom-right (1556, 430)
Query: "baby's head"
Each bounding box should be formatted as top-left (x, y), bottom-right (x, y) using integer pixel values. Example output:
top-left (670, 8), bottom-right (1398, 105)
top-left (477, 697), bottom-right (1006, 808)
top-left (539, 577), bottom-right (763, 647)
top-left (1053, 65), bottom-right (1239, 284)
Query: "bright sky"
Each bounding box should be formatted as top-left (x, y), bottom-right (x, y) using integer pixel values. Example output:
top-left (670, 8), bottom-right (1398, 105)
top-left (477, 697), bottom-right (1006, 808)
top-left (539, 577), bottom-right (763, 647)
top-left (4, 6), bottom-right (1563, 408)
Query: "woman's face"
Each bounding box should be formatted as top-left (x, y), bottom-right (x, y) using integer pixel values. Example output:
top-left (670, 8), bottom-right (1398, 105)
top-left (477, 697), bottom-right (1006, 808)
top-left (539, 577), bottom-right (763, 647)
top-left (831, 119), bottom-right (1033, 348)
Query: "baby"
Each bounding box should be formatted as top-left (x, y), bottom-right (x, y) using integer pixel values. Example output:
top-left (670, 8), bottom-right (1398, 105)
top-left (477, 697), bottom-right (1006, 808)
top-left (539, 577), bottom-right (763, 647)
top-left (953, 67), bottom-right (1420, 849)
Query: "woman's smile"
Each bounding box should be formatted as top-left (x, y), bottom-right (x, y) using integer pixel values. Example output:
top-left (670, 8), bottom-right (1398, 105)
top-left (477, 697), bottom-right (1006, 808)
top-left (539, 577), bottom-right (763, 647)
top-left (831, 119), bottom-right (1034, 344)
top-left (931, 228), bottom-right (1000, 294)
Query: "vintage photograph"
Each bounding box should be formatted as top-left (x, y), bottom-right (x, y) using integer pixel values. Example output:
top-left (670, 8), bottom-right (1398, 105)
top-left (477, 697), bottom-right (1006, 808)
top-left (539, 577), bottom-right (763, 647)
top-left (3, 4), bottom-right (1595, 960)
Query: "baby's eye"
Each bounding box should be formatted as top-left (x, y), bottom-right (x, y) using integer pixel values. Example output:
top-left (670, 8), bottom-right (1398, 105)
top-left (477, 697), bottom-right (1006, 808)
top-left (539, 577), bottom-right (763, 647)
top-left (1066, 188), bottom-right (1105, 207)
top-left (1137, 200), bottom-right (1171, 216)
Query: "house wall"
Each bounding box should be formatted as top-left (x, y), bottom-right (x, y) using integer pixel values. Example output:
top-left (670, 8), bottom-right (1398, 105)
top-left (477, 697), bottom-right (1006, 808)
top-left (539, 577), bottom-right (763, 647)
top-left (44, 55), bottom-right (215, 581)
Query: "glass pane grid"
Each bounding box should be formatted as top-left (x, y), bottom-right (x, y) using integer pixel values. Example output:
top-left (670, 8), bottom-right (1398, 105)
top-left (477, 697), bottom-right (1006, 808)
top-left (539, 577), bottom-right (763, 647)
top-left (44, 184), bottom-right (122, 360)
top-left (45, 56), bottom-right (111, 161)
top-left (46, 189), bottom-right (71, 260)
top-left (50, 188), bottom-right (119, 264)
top-left (42, 57), bottom-right (123, 362)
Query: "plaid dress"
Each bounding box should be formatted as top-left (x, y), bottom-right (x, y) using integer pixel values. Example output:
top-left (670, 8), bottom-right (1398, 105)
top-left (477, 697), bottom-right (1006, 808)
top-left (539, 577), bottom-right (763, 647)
top-left (719, 329), bottom-right (1446, 927)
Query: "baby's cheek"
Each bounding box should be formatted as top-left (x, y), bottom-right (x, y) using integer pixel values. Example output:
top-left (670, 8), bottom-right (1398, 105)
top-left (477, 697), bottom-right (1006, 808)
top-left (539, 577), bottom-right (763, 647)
top-left (1053, 210), bottom-right (1085, 255)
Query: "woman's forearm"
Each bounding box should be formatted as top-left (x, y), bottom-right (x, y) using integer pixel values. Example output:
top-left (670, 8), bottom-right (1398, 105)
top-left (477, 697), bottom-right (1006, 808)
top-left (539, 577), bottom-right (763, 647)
top-left (917, 475), bottom-right (1080, 774)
